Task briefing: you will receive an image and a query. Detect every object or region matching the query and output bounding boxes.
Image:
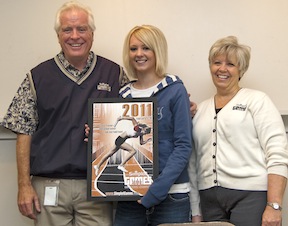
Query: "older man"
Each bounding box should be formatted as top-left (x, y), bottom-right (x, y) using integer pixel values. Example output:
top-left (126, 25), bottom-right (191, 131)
top-left (1, 1), bottom-right (128, 225)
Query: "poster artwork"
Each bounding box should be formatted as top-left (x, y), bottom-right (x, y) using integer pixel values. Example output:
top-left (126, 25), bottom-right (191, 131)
top-left (87, 98), bottom-right (158, 201)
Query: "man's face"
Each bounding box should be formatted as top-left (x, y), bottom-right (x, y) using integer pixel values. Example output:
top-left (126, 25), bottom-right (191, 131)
top-left (57, 9), bottom-right (93, 66)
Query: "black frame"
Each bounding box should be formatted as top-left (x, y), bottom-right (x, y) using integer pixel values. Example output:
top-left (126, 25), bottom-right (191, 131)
top-left (87, 97), bottom-right (158, 201)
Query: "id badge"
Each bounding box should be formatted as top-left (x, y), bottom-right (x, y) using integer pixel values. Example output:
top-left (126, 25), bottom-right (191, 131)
top-left (44, 180), bottom-right (60, 206)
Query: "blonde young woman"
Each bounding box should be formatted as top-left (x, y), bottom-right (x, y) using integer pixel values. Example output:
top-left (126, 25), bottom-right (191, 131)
top-left (114, 25), bottom-right (193, 226)
top-left (189, 36), bottom-right (288, 226)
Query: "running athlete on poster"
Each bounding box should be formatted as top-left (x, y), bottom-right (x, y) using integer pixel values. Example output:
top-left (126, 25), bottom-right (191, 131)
top-left (87, 98), bottom-right (158, 201)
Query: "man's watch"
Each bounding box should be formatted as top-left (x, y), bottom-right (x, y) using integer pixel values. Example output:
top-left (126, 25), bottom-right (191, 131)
top-left (267, 202), bottom-right (282, 211)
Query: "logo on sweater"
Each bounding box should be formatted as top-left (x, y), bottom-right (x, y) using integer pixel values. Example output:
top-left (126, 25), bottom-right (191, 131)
top-left (97, 83), bottom-right (111, 92)
top-left (232, 104), bottom-right (247, 111)
top-left (157, 107), bottom-right (164, 120)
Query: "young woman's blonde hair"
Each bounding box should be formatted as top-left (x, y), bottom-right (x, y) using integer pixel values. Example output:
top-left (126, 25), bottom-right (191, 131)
top-left (208, 36), bottom-right (251, 78)
top-left (54, 1), bottom-right (96, 33)
top-left (123, 25), bottom-right (168, 79)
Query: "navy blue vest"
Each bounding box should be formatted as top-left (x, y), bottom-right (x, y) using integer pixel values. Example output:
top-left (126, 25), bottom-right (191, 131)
top-left (29, 55), bottom-right (121, 178)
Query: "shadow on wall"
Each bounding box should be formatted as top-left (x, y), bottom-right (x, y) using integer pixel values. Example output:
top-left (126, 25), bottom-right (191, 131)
top-left (282, 115), bottom-right (288, 132)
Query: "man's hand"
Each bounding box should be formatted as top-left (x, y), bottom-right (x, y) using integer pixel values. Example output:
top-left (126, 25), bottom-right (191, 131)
top-left (18, 184), bottom-right (41, 220)
top-left (16, 134), bottom-right (40, 219)
top-left (84, 124), bottom-right (90, 142)
top-left (188, 93), bottom-right (197, 117)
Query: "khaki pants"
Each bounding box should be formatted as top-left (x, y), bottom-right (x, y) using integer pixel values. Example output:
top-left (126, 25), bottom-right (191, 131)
top-left (32, 176), bottom-right (113, 226)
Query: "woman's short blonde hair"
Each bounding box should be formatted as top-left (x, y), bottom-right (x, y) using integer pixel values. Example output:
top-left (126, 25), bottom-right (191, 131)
top-left (54, 1), bottom-right (96, 33)
top-left (123, 25), bottom-right (168, 79)
top-left (208, 36), bottom-right (251, 78)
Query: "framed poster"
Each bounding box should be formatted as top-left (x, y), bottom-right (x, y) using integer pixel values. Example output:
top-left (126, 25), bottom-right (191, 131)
top-left (87, 97), bottom-right (158, 201)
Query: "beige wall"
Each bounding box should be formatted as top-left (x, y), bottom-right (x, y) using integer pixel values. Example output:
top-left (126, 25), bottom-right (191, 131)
top-left (284, 190), bottom-right (288, 225)
top-left (0, 139), bottom-right (33, 226)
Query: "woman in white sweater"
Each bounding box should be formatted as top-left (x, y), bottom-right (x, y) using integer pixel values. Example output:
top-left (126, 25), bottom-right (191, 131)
top-left (189, 36), bottom-right (288, 226)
